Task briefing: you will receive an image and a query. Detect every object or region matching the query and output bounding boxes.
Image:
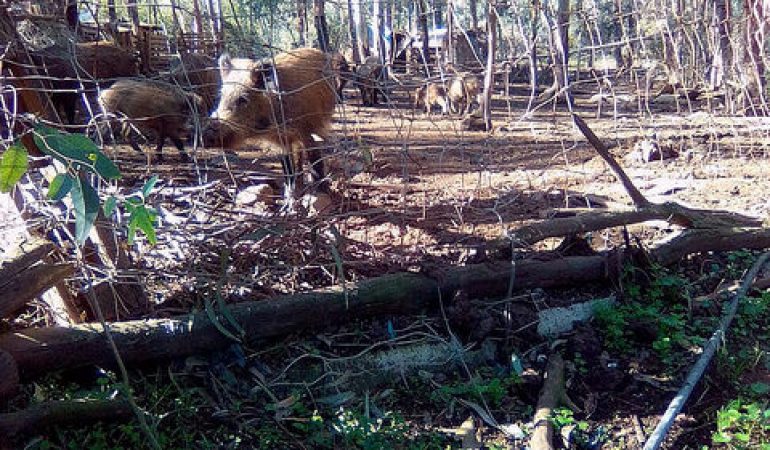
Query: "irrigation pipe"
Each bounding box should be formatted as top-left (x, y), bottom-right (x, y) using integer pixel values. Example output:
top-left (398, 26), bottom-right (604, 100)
top-left (642, 251), bottom-right (770, 450)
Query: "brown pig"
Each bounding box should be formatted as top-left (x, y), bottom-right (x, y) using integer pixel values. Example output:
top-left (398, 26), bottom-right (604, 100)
top-left (462, 74), bottom-right (482, 113)
top-left (25, 41), bottom-right (139, 124)
top-left (355, 56), bottom-right (384, 106)
top-left (171, 53), bottom-right (221, 114)
top-left (202, 47), bottom-right (337, 200)
top-left (98, 79), bottom-right (204, 161)
top-left (447, 74), bottom-right (482, 115)
top-left (330, 51), bottom-right (352, 103)
top-left (447, 76), bottom-right (467, 115)
top-left (414, 82), bottom-right (449, 115)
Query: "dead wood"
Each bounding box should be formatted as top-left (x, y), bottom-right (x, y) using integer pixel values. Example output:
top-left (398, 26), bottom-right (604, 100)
top-left (0, 350), bottom-right (20, 401)
top-left (652, 229), bottom-right (770, 266)
top-left (0, 262), bottom-right (75, 319)
top-left (0, 238), bottom-right (54, 280)
top-left (2, 228), bottom-right (769, 380)
top-left (0, 257), bottom-right (614, 379)
top-left (572, 114), bottom-right (650, 208)
top-left (503, 207), bottom-right (762, 249)
top-left (530, 353), bottom-right (566, 450)
top-left (0, 399), bottom-right (133, 438)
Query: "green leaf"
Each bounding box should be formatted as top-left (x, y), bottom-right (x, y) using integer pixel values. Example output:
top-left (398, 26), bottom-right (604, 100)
top-left (734, 432), bottom-right (751, 443)
top-left (214, 291), bottom-right (244, 338)
top-left (70, 176), bottom-right (100, 245)
top-left (47, 173), bottom-right (74, 201)
top-left (204, 298), bottom-right (241, 342)
top-left (749, 382), bottom-right (770, 396)
top-left (103, 195), bottom-right (118, 217)
top-left (33, 124), bottom-right (121, 180)
top-left (141, 175), bottom-right (159, 200)
top-left (0, 144), bottom-right (29, 192)
top-left (127, 204), bottom-right (157, 245)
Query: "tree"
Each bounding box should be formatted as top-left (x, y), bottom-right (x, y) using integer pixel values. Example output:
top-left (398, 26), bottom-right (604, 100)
top-left (708, 0), bottom-right (731, 90)
top-left (314, 0), bottom-right (330, 52)
top-left (740, 0), bottom-right (768, 114)
top-left (478, 0), bottom-right (498, 130)
top-left (417, 0), bottom-right (430, 69)
top-left (539, 0), bottom-right (571, 103)
top-left (347, 0), bottom-right (363, 63)
top-left (297, 0), bottom-right (308, 47)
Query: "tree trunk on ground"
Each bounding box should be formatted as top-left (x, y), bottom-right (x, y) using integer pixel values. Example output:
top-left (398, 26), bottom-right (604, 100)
top-left (0, 399), bottom-right (133, 439)
top-left (297, 0), bottom-right (307, 47)
top-left (530, 353), bottom-right (566, 450)
top-left (347, 0), bottom-right (362, 63)
top-left (4, 227), bottom-right (770, 380)
top-left (314, 0), bottom-right (330, 52)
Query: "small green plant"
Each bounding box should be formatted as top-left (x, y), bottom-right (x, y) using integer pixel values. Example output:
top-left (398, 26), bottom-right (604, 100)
top-left (0, 124), bottom-right (159, 245)
top-left (551, 408), bottom-right (591, 446)
top-left (431, 372), bottom-right (520, 408)
top-left (595, 265), bottom-right (706, 368)
top-left (712, 399), bottom-right (770, 449)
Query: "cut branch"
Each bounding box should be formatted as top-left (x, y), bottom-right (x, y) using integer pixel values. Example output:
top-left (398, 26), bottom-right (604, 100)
top-left (504, 207), bottom-right (762, 249)
top-left (572, 114), bottom-right (650, 208)
top-left (0, 399), bottom-right (133, 438)
top-left (530, 353), bottom-right (566, 450)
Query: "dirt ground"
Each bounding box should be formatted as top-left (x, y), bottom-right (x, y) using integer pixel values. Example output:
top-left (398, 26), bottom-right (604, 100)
top-left (11, 75), bottom-right (770, 448)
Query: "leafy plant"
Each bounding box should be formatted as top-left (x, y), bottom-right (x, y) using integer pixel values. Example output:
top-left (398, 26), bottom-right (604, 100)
top-left (0, 124), bottom-right (160, 245)
top-left (431, 372), bottom-right (520, 408)
top-left (712, 399), bottom-right (770, 449)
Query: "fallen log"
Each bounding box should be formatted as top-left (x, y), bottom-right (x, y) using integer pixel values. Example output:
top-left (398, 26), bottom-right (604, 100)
top-left (0, 256), bottom-right (614, 379)
top-left (0, 399), bottom-right (133, 438)
top-left (0, 237), bottom-right (75, 319)
top-left (2, 228), bottom-right (770, 380)
top-left (504, 207), bottom-right (762, 249)
top-left (530, 353), bottom-right (567, 450)
top-left (0, 262), bottom-right (75, 319)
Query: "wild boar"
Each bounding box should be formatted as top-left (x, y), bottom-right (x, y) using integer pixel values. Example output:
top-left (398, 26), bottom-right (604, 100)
top-left (462, 74), bottom-right (482, 113)
top-left (202, 47), bottom-right (337, 200)
top-left (447, 76), bottom-right (467, 115)
top-left (330, 51), bottom-right (351, 103)
top-left (170, 52), bottom-right (221, 114)
top-left (99, 79), bottom-right (204, 161)
top-left (28, 41), bottom-right (139, 124)
top-left (446, 74), bottom-right (482, 115)
top-left (355, 56), bottom-right (384, 106)
top-left (414, 82), bottom-right (449, 115)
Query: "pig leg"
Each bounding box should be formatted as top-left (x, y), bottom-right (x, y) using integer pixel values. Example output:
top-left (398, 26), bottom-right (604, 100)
top-left (303, 137), bottom-right (328, 194)
top-left (171, 136), bottom-right (191, 162)
top-left (154, 135), bottom-right (166, 163)
top-left (279, 152), bottom-right (300, 211)
top-left (126, 125), bottom-right (145, 155)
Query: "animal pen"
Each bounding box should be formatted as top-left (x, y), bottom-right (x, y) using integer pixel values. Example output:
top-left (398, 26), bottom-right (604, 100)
top-left (3, 0), bottom-right (770, 448)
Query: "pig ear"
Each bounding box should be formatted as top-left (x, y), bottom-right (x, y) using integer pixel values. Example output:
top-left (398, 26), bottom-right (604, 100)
top-left (218, 54), bottom-right (233, 77)
top-left (251, 63), bottom-right (279, 93)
